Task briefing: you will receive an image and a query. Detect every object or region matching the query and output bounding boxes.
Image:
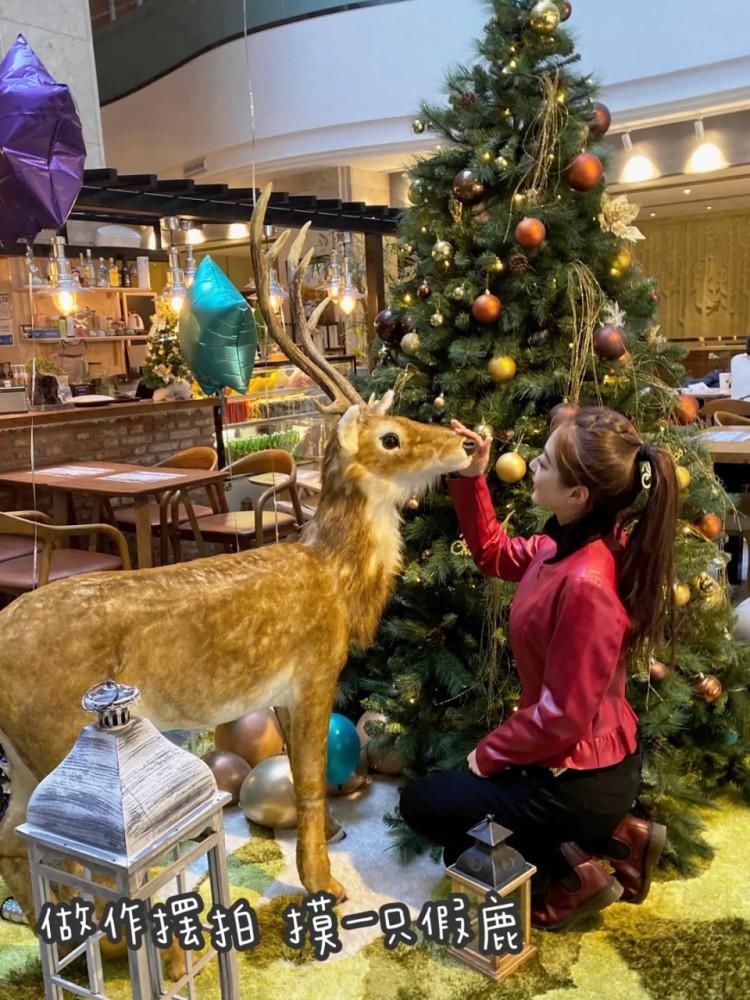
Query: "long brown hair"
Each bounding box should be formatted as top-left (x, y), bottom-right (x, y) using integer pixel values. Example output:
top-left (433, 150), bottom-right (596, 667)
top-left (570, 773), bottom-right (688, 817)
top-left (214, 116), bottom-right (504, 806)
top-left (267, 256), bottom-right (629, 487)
top-left (549, 405), bottom-right (680, 650)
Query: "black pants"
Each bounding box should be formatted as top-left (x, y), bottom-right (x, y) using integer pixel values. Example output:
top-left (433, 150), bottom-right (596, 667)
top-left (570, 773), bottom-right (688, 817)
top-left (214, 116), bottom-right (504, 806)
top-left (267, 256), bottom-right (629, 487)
top-left (714, 463), bottom-right (748, 585)
top-left (399, 747), bottom-right (642, 890)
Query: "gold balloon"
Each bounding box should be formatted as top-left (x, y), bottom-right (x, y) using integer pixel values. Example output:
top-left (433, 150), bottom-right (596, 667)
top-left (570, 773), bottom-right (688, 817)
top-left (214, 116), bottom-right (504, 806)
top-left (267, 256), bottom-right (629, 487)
top-left (495, 452), bottom-right (528, 484)
top-left (201, 750), bottom-right (251, 806)
top-left (239, 754), bottom-right (297, 829)
top-left (357, 710), bottom-right (403, 775)
top-left (328, 748), bottom-right (371, 797)
top-left (530, 0), bottom-right (561, 34)
top-left (214, 709), bottom-right (285, 767)
top-left (488, 356), bottom-right (517, 383)
top-left (674, 582), bottom-right (692, 607)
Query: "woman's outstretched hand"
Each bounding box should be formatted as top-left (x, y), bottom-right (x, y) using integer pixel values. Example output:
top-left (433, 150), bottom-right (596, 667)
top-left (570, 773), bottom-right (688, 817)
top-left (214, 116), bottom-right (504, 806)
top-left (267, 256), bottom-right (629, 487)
top-left (467, 748), bottom-right (489, 778)
top-left (451, 420), bottom-right (492, 478)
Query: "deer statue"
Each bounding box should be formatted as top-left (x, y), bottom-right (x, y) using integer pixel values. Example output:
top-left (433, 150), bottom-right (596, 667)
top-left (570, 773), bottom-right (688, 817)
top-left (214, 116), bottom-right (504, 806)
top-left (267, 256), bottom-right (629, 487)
top-left (0, 186), bottom-right (475, 928)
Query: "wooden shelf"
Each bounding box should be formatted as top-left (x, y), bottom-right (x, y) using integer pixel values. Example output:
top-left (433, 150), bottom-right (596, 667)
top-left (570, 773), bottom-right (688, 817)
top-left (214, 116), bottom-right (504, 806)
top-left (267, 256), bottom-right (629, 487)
top-left (15, 286), bottom-right (156, 295)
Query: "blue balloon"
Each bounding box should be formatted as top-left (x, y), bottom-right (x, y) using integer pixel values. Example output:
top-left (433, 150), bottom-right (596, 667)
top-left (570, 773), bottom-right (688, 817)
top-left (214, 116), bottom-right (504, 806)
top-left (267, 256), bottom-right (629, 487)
top-left (326, 714), bottom-right (361, 786)
top-left (179, 256), bottom-right (256, 395)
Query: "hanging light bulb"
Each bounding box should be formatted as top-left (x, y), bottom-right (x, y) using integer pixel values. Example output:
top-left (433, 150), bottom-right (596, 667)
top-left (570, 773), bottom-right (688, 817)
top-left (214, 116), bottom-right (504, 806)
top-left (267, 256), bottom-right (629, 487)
top-left (268, 267), bottom-right (288, 312)
top-left (338, 258), bottom-right (364, 316)
top-left (162, 246), bottom-right (187, 314)
top-left (49, 236), bottom-right (78, 315)
top-left (324, 247), bottom-right (342, 301)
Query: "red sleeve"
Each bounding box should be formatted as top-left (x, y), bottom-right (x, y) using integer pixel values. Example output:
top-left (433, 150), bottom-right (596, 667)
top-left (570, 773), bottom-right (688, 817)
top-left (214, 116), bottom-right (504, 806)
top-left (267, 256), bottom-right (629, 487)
top-left (474, 574), bottom-right (627, 775)
top-left (448, 475), bottom-right (547, 583)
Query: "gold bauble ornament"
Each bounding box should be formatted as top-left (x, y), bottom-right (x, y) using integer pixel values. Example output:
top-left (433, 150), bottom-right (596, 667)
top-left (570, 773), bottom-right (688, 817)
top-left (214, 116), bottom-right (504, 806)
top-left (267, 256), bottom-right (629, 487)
top-left (475, 423), bottom-right (494, 440)
top-left (693, 673), bottom-right (723, 704)
top-left (431, 239), bottom-right (454, 261)
top-left (412, 118), bottom-right (426, 134)
top-left (673, 582), bottom-right (692, 607)
top-left (489, 256), bottom-right (506, 273)
top-left (615, 247), bottom-right (633, 271)
top-left (530, 0), bottom-right (561, 34)
top-left (695, 572), bottom-right (724, 610)
top-left (434, 393), bottom-right (446, 410)
top-left (430, 311), bottom-right (445, 327)
top-left (406, 496), bottom-right (420, 511)
top-left (488, 355), bottom-right (517, 383)
top-left (400, 332), bottom-right (421, 355)
top-left (496, 451), bottom-right (527, 483)
top-left (214, 709), bottom-right (285, 767)
top-left (677, 466), bottom-right (691, 490)
top-left (238, 754), bottom-right (297, 829)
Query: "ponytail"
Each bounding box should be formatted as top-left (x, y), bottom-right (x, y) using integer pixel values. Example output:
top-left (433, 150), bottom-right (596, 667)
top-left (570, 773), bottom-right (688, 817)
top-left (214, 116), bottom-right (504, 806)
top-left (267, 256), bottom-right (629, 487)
top-left (618, 443), bottom-right (680, 649)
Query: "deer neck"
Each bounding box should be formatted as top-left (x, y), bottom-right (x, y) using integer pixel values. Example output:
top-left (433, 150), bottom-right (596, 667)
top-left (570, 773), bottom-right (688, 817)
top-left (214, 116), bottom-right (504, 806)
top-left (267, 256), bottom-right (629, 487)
top-left (303, 472), bottom-right (403, 651)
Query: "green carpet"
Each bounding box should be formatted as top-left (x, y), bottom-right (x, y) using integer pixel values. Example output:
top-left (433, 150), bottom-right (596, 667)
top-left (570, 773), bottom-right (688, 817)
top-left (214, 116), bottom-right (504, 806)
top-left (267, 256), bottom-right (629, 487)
top-left (1, 786), bottom-right (748, 999)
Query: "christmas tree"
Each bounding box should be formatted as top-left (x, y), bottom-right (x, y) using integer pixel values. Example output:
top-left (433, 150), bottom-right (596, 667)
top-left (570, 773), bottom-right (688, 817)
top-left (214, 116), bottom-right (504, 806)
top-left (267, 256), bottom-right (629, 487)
top-left (346, 0), bottom-right (750, 873)
top-left (141, 298), bottom-right (192, 389)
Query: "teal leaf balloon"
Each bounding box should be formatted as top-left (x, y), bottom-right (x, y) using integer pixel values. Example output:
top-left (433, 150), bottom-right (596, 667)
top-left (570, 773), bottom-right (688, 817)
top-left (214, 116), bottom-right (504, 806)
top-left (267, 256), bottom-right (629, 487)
top-left (179, 256), bottom-right (256, 394)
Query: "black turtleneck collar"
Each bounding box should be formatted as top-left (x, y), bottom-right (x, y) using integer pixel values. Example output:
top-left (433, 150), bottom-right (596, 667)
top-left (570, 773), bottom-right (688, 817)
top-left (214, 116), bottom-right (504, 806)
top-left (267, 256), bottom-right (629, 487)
top-left (542, 508), bottom-right (617, 564)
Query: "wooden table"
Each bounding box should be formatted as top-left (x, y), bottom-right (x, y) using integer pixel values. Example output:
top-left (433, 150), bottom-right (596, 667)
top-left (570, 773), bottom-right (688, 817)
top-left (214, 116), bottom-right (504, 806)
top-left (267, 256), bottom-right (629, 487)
top-left (0, 461), bottom-right (228, 568)
top-left (699, 427), bottom-right (750, 464)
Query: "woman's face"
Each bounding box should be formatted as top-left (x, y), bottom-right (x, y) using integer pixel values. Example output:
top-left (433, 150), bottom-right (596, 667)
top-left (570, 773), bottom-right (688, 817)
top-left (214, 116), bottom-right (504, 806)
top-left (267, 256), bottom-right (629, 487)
top-left (529, 427), bottom-right (589, 523)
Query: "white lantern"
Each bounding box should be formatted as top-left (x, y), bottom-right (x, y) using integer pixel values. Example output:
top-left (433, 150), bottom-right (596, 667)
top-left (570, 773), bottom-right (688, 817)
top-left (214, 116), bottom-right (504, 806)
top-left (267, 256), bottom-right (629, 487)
top-left (16, 680), bottom-right (239, 999)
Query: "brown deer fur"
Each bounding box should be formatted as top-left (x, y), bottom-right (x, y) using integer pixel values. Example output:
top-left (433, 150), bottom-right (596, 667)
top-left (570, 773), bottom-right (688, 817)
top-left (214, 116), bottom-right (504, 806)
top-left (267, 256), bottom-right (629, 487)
top-left (0, 399), bottom-right (472, 921)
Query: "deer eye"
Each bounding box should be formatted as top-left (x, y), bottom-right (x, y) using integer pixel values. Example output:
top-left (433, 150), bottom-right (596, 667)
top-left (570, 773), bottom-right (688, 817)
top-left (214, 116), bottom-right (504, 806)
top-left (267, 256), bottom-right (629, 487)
top-left (381, 432), bottom-right (400, 450)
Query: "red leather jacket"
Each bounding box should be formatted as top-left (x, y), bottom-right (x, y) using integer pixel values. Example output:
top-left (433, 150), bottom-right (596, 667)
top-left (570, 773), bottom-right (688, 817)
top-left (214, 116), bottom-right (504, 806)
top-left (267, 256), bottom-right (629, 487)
top-left (448, 476), bottom-right (638, 776)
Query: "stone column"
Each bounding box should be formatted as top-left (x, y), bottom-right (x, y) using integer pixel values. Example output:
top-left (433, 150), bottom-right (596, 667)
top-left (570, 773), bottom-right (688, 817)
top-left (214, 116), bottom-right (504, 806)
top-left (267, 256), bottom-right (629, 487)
top-left (0, 1), bottom-right (105, 168)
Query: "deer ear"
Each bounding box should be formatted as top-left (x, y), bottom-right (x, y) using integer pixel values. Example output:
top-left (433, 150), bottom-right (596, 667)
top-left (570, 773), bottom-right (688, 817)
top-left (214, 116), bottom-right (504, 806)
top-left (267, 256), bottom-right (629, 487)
top-left (370, 390), bottom-right (395, 415)
top-left (337, 405), bottom-right (360, 454)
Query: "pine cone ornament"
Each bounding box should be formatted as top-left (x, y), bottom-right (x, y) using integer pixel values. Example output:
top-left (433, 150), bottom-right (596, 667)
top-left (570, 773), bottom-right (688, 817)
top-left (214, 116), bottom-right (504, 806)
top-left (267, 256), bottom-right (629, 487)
top-left (509, 253), bottom-right (529, 275)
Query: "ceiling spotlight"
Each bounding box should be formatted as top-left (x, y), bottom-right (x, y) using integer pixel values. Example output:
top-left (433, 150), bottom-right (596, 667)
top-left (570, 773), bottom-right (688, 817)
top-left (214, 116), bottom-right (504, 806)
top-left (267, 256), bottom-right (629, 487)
top-left (621, 132), bottom-right (634, 151)
top-left (650, 212), bottom-right (656, 217)
top-left (621, 154), bottom-right (658, 183)
top-left (683, 188), bottom-right (692, 195)
top-left (706, 205), bottom-right (713, 211)
top-left (694, 118), bottom-right (705, 140)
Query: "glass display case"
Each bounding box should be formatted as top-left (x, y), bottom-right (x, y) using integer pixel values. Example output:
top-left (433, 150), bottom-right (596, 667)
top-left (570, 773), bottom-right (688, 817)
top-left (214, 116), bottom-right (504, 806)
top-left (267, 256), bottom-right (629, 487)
top-left (221, 355), bottom-right (357, 465)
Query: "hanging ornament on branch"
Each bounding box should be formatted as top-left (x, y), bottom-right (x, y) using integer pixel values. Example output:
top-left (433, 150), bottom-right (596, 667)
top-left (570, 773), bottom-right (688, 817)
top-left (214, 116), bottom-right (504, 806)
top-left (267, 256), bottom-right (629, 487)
top-left (417, 281), bottom-right (432, 301)
top-left (488, 355), bottom-right (517, 383)
top-left (515, 217), bottom-right (547, 249)
top-left (400, 332), bottom-right (421, 355)
top-left (649, 660), bottom-right (669, 683)
top-left (589, 102), bottom-right (611, 135)
top-left (452, 169), bottom-right (486, 205)
top-left (561, 1), bottom-right (573, 21)
top-left (693, 673), bottom-right (723, 703)
top-left (529, 0), bottom-right (561, 34)
top-left (412, 119), bottom-right (426, 134)
top-left (496, 451), bottom-right (527, 483)
top-left (565, 153), bottom-right (604, 191)
top-left (695, 513), bottom-right (723, 540)
top-left (509, 253), bottom-right (530, 275)
top-left (432, 239), bottom-right (454, 262)
top-left (675, 393), bottom-right (700, 425)
top-left (472, 292), bottom-right (503, 325)
top-left (374, 308), bottom-right (402, 344)
top-left (594, 325), bottom-right (629, 361)
top-left (674, 582), bottom-right (692, 607)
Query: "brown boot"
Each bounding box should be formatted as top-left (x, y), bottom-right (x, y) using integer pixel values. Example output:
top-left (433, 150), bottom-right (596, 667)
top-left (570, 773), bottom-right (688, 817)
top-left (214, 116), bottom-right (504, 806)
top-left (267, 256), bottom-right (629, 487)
top-left (531, 844), bottom-right (623, 932)
top-left (598, 815), bottom-right (667, 904)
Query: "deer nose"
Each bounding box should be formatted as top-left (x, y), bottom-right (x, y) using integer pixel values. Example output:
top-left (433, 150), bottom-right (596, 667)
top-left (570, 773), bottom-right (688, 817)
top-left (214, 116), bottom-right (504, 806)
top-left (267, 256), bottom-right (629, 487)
top-left (463, 438), bottom-right (477, 455)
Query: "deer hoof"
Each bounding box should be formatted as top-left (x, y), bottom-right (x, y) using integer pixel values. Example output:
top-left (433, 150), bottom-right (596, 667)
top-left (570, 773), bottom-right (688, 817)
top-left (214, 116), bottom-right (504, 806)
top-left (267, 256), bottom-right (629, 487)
top-left (326, 819), bottom-right (347, 844)
top-left (328, 875), bottom-right (347, 904)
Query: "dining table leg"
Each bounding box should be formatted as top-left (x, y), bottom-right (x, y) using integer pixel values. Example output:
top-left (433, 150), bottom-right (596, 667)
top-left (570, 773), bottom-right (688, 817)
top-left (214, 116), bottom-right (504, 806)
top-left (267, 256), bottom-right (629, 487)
top-left (133, 497), bottom-right (154, 569)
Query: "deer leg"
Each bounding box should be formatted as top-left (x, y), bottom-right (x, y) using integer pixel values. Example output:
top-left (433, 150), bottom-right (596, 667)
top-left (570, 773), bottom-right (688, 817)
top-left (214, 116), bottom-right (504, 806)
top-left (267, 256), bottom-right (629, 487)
top-left (274, 706), bottom-right (344, 844)
top-left (284, 691), bottom-right (346, 903)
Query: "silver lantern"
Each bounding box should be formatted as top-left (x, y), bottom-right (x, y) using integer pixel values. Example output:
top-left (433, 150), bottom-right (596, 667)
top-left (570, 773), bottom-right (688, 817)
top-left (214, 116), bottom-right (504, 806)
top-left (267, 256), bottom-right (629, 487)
top-left (16, 680), bottom-right (240, 999)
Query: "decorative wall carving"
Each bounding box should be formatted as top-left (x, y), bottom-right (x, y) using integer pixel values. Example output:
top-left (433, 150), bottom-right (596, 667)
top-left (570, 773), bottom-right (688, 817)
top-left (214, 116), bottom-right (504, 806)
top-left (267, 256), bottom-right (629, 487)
top-left (636, 211), bottom-right (750, 343)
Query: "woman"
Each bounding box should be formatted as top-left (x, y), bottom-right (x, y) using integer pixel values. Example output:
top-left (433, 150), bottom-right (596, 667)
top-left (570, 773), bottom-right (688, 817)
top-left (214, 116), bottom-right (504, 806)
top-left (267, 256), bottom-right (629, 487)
top-left (399, 405), bottom-right (679, 931)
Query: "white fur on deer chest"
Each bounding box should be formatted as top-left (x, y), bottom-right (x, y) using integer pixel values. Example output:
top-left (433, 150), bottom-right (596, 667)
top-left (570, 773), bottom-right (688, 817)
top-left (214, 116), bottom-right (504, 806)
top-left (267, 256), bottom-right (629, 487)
top-left (25, 717), bottom-right (216, 862)
top-left (360, 483), bottom-right (404, 578)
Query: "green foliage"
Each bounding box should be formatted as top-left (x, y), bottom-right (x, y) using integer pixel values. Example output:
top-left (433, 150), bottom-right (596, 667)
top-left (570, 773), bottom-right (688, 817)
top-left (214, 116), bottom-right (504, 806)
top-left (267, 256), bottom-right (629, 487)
top-left (343, 0), bottom-right (750, 871)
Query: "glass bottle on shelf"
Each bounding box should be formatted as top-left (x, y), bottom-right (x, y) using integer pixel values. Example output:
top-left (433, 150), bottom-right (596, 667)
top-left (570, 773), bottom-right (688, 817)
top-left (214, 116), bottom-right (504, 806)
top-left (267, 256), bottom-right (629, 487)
top-left (129, 262), bottom-right (139, 288)
top-left (47, 249), bottom-right (58, 285)
top-left (97, 257), bottom-right (108, 287)
top-left (78, 253), bottom-right (88, 287)
top-left (108, 257), bottom-right (120, 287)
top-left (121, 257), bottom-right (131, 287)
top-left (85, 248), bottom-right (96, 287)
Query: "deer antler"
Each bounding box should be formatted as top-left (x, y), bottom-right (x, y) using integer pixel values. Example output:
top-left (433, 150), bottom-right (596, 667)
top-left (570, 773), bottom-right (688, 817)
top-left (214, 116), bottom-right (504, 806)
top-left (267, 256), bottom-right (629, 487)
top-left (250, 185), bottom-right (365, 414)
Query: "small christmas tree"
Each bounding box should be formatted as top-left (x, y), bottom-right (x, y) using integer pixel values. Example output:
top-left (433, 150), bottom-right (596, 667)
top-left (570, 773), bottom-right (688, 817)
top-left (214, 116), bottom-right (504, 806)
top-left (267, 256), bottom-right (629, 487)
top-left (141, 298), bottom-right (191, 389)
top-left (344, 0), bottom-right (750, 874)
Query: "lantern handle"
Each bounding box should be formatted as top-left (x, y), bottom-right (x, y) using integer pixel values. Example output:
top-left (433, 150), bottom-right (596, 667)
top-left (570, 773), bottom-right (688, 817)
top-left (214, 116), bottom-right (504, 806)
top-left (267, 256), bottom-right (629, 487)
top-left (82, 681), bottom-right (139, 728)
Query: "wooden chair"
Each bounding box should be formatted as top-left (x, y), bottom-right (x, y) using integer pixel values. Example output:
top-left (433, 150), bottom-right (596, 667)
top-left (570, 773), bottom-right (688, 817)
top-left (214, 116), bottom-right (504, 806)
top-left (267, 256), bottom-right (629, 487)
top-left (174, 450), bottom-right (309, 556)
top-left (701, 399), bottom-right (750, 424)
top-left (713, 411), bottom-right (750, 426)
top-left (111, 446), bottom-right (220, 563)
top-left (0, 511), bottom-right (131, 596)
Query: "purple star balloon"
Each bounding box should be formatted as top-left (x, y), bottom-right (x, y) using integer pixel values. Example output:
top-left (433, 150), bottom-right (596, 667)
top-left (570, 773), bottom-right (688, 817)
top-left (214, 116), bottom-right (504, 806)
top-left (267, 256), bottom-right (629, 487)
top-left (0, 35), bottom-right (86, 246)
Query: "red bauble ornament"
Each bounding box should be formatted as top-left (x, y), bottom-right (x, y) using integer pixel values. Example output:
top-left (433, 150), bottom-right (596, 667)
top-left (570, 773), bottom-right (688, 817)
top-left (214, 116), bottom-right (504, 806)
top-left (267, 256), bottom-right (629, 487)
top-left (417, 281), bottom-right (432, 300)
top-left (565, 152), bottom-right (604, 191)
top-left (590, 102), bottom-right (611, 135)
top-left (694, 674), bottom-right (723, 704)
top-left (593, 325), bottom-right (628, 361)
top-left (695, 513), bottom-right (723, 540)
top-left (515, 217), bottom-right (547, 250)
top-left (472, 293), bottom-right (503, 325)
top-left (675, 394), bottom-right (699, 425)
top-left (561, 2), bottom-right (572, 20)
